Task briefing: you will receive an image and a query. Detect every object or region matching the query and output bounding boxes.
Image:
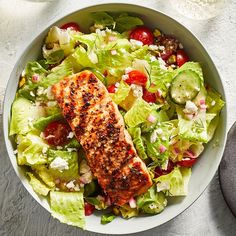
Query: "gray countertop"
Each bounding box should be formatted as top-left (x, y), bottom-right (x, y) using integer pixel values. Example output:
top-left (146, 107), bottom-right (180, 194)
top-left (0, 0), bottom-right (236, 235)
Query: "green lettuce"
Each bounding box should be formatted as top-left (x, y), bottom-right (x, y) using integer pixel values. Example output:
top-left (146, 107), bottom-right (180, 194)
top-left (136, 185), bottom-right (167, 214)
top-left (206, 88), bottom-right (225, 114)
top-left (33, 113), bottom-right (63, 131)
top-left (10, 97), bottom-right (45, 135)
top-left (50, 191), bottom-right (85, 229)
top-left (119, 204), bottom-right (139, 218)
top-left (91, 12), bottom-right (116, 29)
top-left (25, 61), bottom-right (47, 79)
top-left (155, 167), bottom-right (191, 196)
top-left (128, 127), bottom-right (147, 160)
top-left (124, 98), bottom-right (154, 127)
top-left (110, 80), bottom-right (130, 104)
top-left (48, 150), bottom-right (79, 181)
top-left (27, 172), bottom-right (51, 196)
top-left (17, 131), bottom-right (49, 166)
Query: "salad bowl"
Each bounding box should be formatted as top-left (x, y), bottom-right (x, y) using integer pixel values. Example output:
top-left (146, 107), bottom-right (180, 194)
top-left (3, 3), bottom-right (227, 234)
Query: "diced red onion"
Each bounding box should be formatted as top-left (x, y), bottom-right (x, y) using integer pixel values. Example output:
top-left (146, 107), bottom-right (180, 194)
top-left (173, 147), bottom-right (180, 155)
top-left (32, 74), bottom-right (40, 82)
top-left (184, 150), bottom-right (196, 159)
top-left (129, 197), bottom-right (137, 208)
top-left (159, 144), bottom-right (167, 154)
top-left (147, 114), bottom-right (156, 123)
top-left (105, 196), bottom-right (112, 206)
top-left (157, 89), bottom-right (162, 97)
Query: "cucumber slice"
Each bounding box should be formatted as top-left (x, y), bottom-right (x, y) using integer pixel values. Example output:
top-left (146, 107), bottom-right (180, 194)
top-left (170, 70), bottom-right (201, 105)
top-left (82, 67), bottom-right (107, 86)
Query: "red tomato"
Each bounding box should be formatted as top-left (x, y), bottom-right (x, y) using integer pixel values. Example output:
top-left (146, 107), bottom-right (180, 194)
top-left (176, 49), bottom-right (189, 67)
top-left (84, 202), bottom-right (95, 216)
top-left (177, 158), bottom-right (197, 167)
top-left (43, 121), bottom-right (71, 146)
top-left (142, 89), bottom-right (156, 103)
top-left (107, 84), bottom-right (116, 93)
top-left (154, 161), bottom-right (175, 178)
top-left (60, 22), bottom-right (80, 31)
top-left (129, 26), bottom-right (154, 45)
top-left (126, 70), bottom-right (148, 86)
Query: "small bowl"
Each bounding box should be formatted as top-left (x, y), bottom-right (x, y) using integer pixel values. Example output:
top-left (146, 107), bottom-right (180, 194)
top-left (3, 3), bottom-right (227, 234)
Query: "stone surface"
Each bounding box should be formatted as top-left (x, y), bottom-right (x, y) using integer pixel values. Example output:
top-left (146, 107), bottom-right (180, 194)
top-left (0, 0), bottom-right (236, 235)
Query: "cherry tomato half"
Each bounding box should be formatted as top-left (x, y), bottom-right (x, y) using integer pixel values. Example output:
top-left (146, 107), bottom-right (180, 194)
top-left (177, 158), bottom-right (197, 168)
top-left (129, 26), bottom-right (154, 45)
top-left (84, 202), bottom-right (95, 216)
top-left (142, 89), bottom-right (156, 103)
top-left (107, 84), bottom-right (116, 93)
top-left (125, 70), bottom-right (148, 86)
top-left (154, 161), bottom-right (175, 178)
top-left (43, 121), bottom-right (71, 146)
top-left (176, 49), bottom-right (189, 67)
top-left (60, 22), bottom-right (80, 32)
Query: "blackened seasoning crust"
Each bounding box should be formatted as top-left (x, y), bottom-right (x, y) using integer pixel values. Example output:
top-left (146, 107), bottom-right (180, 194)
top-left (52, 71), bottom-right (152, 206)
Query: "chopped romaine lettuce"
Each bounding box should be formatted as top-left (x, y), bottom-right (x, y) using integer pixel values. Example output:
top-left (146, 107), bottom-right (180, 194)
top-left (33, 113), bottom-right (63, 131)
top-left (48, 150), bottom-right (79, 181)
top-left (124, 98), bottom-right (154, 127)
top-left (155, 167), bottom-right (191, 196)
top-left (128, 127), bottom-right (147, 160)
top-left (136, 185), bottom-right (167, 214)
top-left (50, 191), bottom-right (85, 229)
top-left (17, 131), bottom-right (49, 166)
top-left (206, 88), bottom-right (225, 114)
top-left (110, 80), bottom-right (130, 104)
top-left (10, 97), bottom-right (45, 135)
top-left (27, 172), bottom-right (51, 196)
top-left (91, 12), bottom-right (116, 29)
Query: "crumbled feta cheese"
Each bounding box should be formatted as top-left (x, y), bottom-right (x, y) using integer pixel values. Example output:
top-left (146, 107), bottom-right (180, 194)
top-left (66, 180), bottom-right (75, 189)
top-left (13, 150), bottom-right (18, 154)
top-left (149, 44), bottom-right (159, 50)
top-left (183, 101), bottom-right (198, 114)
top-left (130, 39), bottom-right (143, 48)
top-left (74, 184), bottom-right (80, 191)
top-left (67, 148), bottom-right (77, 152)
top-left (80, 171), bottom-right (92, 184)
top-left (122, 74), bottom-right (129, 81)
top-left (95, 29), bottom-right (106, 36)
top-left (125, 67), bottom-right (133, 74)
top-left (50, 157), bottom-right (69, 172)
top-left (120, 48), bottom-right (126, 53)
top-left (130, 84), bottom-right (143, 98)
top-left (161, 136), bottom-right (167, 141)
top-left (110, 49), bottom-right (117, 55)
top-left (156, 181), bottom-right (170, 192)
top-left (150, 55), bottom-right (157, 62)
top-left (42, 146), bottom-right (48, 154)
top-left (115, 82), bottom-right (120, 88)
top-left (28, 117), bottom-right (34, 122)
top-left (166, 83), bottom-right (171, 88)
top-left (45, 87), bottom-right (54, 100)
top-left (158, 45), bottom-right (165, 51)
top-left (150, 131), bottom-right (157, 143)
top-left (37, 86), bottom-right (45, 96)
top-left (30, 91), bottom-right (35, 97)
top-left (47, 101), bottom-right (57, 107)
top-left (158, 57), bottom-right (167, 70)
top-left (156, 128), bottom-right (163, 135)
top-left (67, 132), bottom-right (74, 139)
top-left (56, 146), bottom-right (63, 150)
top-left (211, 100), bottom-right (216, 106)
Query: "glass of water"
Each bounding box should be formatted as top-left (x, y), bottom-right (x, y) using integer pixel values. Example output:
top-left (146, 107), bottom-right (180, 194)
top-left (171, 0), bottom-right (226, 20)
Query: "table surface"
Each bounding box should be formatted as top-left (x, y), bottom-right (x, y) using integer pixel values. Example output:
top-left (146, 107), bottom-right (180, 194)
top-left (0, 0), bottom-right (236, 235)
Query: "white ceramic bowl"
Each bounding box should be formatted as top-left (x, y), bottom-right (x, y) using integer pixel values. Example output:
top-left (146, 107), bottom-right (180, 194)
top-left (3, 3), bottom-right (227, 234)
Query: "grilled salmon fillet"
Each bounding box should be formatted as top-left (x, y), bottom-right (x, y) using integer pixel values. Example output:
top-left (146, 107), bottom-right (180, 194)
top-left (52, 71), bottom-right (152, 205)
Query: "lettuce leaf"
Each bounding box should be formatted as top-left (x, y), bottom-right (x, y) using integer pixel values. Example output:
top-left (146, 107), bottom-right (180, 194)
top-left (50, 191), bottom-right (85, 229)
top-left (124, 98), bottom-right (154, 127)
top-left (110, 80), bottom-right (130, 104)
top-left (48, 149), bottom-right (79, 181)
top-left (115, 15), bottom-right (143, 32)
top-left (91, 12), bottom-right (116, 29)
top-left (17, 131), bottom-right (49, 166)
top-left (27, 172), bottom-right (51, 196)
top-left (127, 127), bottom-right (147, 160)
top-left (136, 185), bottom-right (167, 214)
top-left (155, 167), bottom-right (191, 196)
top-left (206, 88), bottom-right (225, 114)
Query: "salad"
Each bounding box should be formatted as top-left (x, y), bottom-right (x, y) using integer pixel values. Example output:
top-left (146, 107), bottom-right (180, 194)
top-left (9, 12), bottom-right (225, 229)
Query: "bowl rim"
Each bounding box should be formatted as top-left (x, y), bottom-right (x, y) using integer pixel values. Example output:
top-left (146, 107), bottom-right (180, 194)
top-left (2, 2), bottom-right (228, 234)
